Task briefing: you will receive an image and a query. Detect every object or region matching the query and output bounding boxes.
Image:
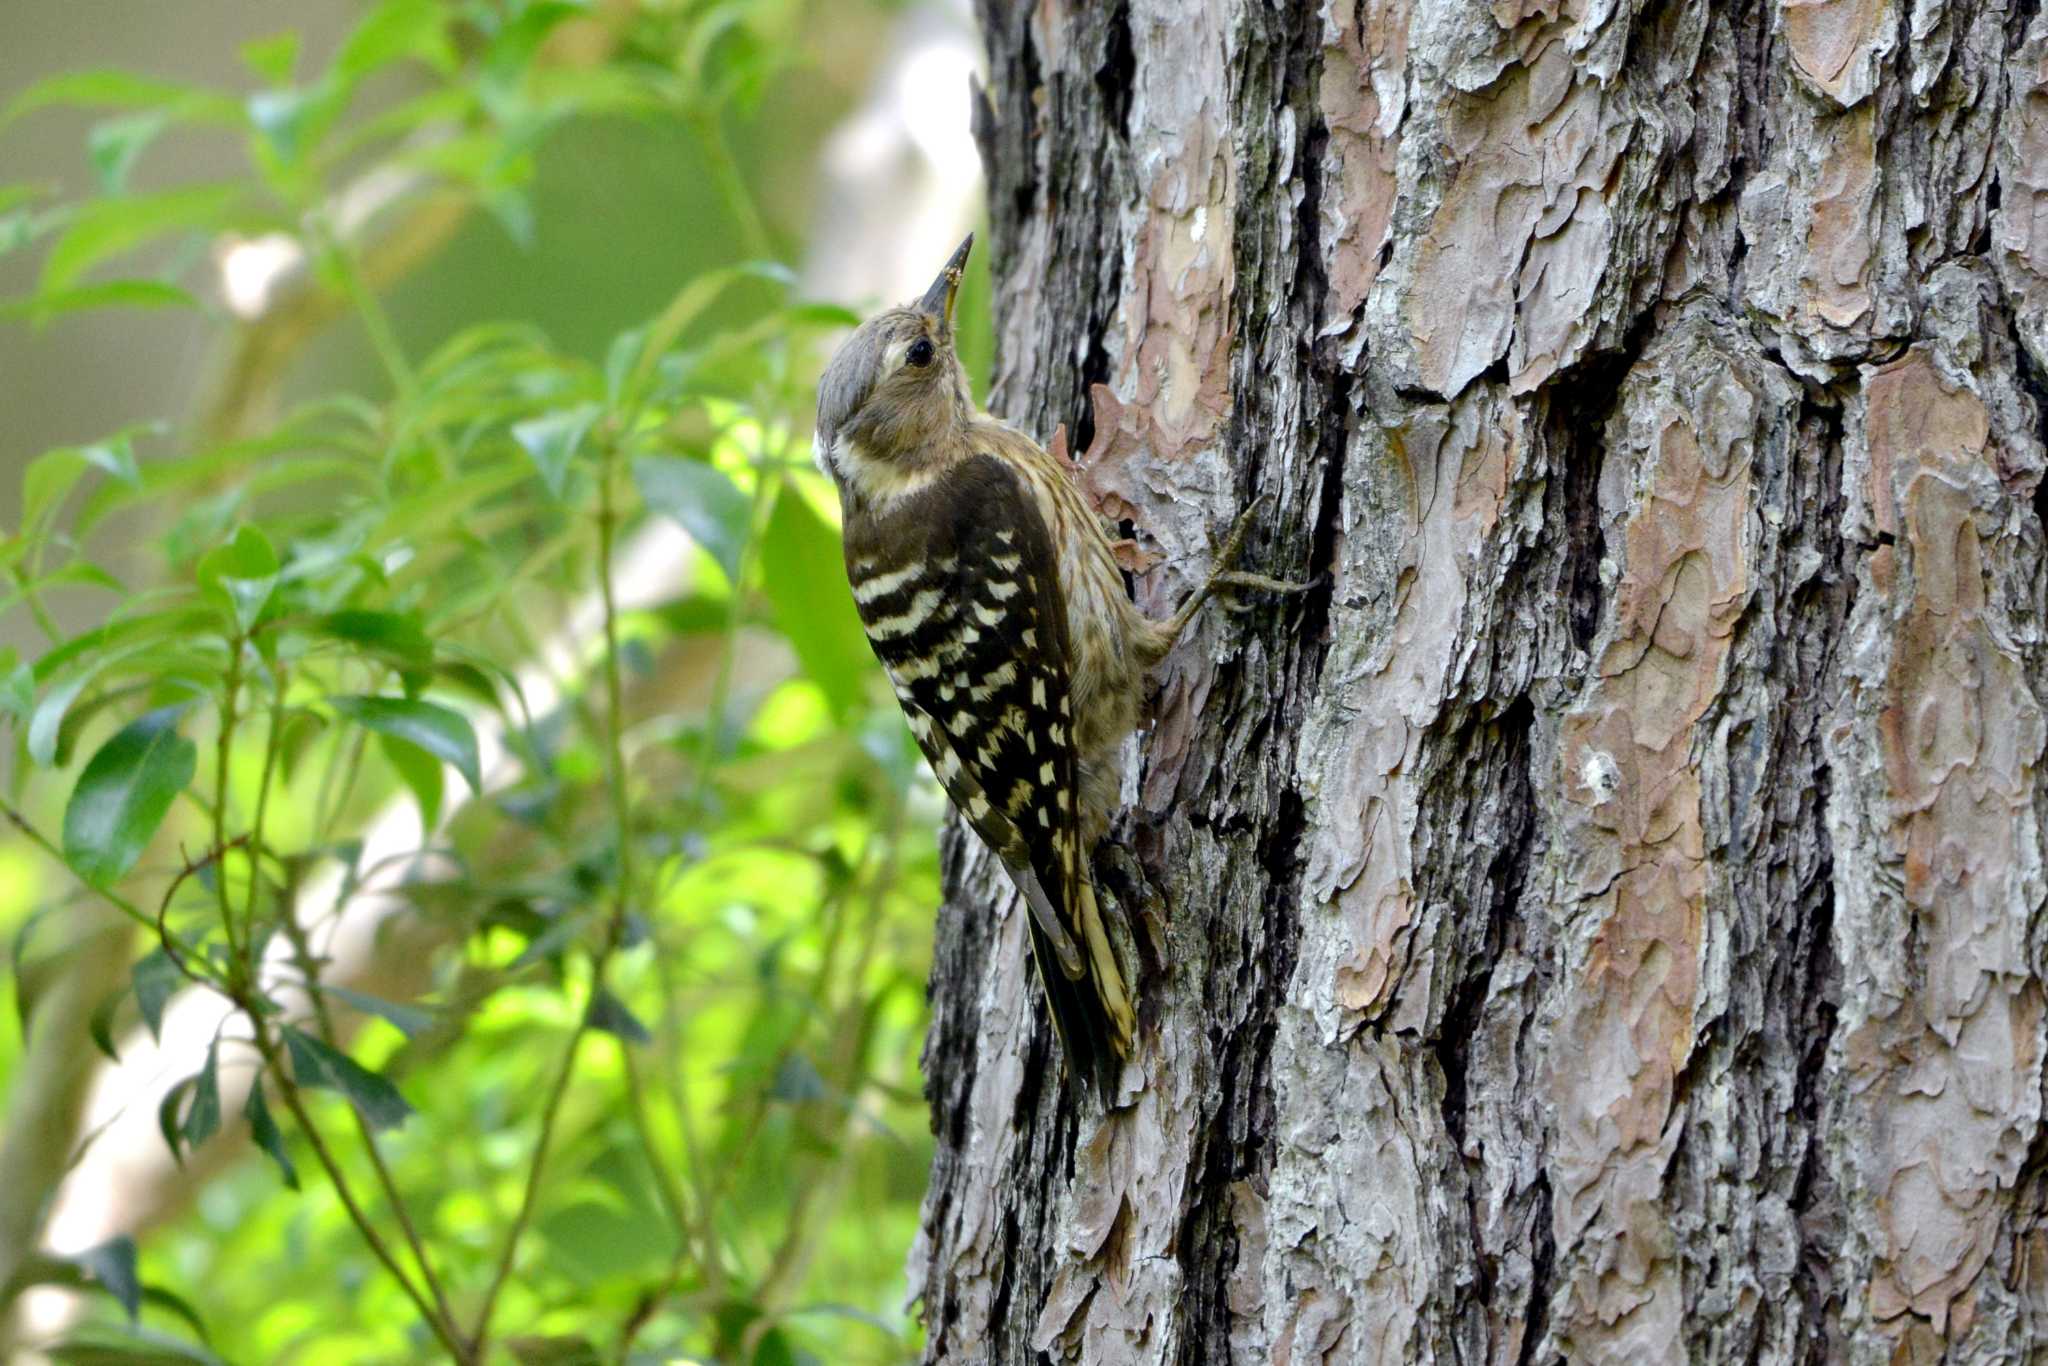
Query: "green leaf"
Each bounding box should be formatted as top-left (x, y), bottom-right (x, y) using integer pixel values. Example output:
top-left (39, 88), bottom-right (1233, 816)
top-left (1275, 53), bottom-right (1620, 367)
top-left (80, 434), bottom-right (143, 487)
top-left (306, 610), bottom-right (432, 670)
top-left (330, 695), bottom-right (480, 793)
top-left (318, 984), bottom-right (434, 1038)
top-left (536, 1200), bottom-right (673, 1284)
top-left (40, 184), bottom-right (239, 293)
top-left (11, 907), bottom-right (57, 1041)
top-left (617, 262), bottom-right (791, 411)
top-left (131, 948), bottom-right (180, 1040)
top-left (72, 1237), bottom-right (140, 1321)
top-left (243, 1079), bottom-right (299, 1189)
top-left (88, 988), bottom-right (122, 1061)
top-left (0, 69), bottom-right (241, 131)
top-left (379, 731), bottom-right (444, 830)
top-left (9, 279), bottom-right (201, 324)
top-left (0, 647), bottom-right (32, 722)
top-left (23, 445), bottom-right (93, 532)
top-left (197, 525), bottom-right (279, 632)
top-left (3, 1257), bottom-right (214, 1350)
top-left (241, 32), bottom-right (300, 84)
top-left (760, 484), bottom-right (871, 718)
top-left (769, 1051), bottom-right (826, 1103)
top-left (46, 1321), bottom-right (226, 1365)
top-left (282, 1026), bottom-right (413, 1130)
top-left (334, 0), bottom-right (456, 79)
top-left (633, 456), bottom-right (750, 584)
top-left (62, 706), bottom-right (197, 887)
top-left (87, 112), bottom-right (169, 193)
top-left (512, 403), bottom-right (600, 498)
top-left (28, 671), bottom-right (98, 767)
top-left (0, 204), bottom-right (59, 262)
top-left (585, 987), bottom-right (649, 1045)
top-left (505, 1337), bottom-right (602, 1366)
top-left (181, 1040), bottom-right (221, 1151)
top-left (246, 86), bottom-right (332, 168)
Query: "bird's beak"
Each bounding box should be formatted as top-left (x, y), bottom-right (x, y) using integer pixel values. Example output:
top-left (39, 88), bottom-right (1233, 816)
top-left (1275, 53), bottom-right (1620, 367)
top-left (917, 232), bottom-right (973, 336)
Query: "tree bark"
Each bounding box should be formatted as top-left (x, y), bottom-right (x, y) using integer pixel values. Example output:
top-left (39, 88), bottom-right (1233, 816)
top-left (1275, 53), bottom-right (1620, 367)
top-left (912, 0), bottom-right (2048, 1361)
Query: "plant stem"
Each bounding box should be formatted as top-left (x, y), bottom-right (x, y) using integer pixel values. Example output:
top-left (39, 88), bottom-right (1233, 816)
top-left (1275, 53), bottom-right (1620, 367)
top-left (471, 442), bottom-right (638, 1355)
top-left (5, 566), bottom-right (64, 645)
top-left (689, 106), bottom-right (770, 260)
top-left (315, 217), bottom-right (419, 406)
top-left (251, 1018), bottom-right (470, 1361)
top-left (288, 923), bottom-right (463, 1345)
top-left (212, 640), bottom-right (246, 974)
top-left (468, 976), bottom-right (597, 1356)
top-left (0, 802), bottom-right (156, 933)
top-left (596, 446), bottom-right (636, 925)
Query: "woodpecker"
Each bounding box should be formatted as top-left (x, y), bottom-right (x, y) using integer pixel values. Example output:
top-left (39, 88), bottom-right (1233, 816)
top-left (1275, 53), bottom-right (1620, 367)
top-left (814, 234), bottom-right (1295, 1101)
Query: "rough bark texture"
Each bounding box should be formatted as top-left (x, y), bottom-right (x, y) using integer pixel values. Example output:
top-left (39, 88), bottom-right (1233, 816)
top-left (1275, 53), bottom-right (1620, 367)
top-left (912, 0), bottom-right (2048, 1361)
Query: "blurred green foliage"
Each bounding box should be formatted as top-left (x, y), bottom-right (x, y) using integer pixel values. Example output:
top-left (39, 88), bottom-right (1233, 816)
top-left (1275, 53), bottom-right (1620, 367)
top-left (0, 1), bottom-right (965, 1361)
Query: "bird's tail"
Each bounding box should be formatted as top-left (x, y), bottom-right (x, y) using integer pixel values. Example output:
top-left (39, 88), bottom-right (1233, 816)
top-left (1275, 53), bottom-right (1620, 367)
top-left (1024, 875), bottom-right (1133, 1105)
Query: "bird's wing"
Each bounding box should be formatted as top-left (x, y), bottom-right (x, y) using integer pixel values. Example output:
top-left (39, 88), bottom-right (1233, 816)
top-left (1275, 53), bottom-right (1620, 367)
top-left (847, 454), bottom-right (1089, 970)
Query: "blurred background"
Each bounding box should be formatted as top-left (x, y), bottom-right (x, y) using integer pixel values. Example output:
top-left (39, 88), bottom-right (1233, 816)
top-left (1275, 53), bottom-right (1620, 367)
top-left (0, 1), bottom-right (989, 1360)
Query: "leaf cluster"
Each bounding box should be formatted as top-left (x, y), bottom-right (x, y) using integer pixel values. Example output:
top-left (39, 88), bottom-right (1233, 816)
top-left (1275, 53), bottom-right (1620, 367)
top-left (1, 2), bottom-right (939, 1362)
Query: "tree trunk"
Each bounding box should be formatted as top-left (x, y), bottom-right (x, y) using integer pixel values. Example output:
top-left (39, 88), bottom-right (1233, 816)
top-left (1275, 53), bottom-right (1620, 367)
top-left (911, 0), bottom-right (2048, 1360)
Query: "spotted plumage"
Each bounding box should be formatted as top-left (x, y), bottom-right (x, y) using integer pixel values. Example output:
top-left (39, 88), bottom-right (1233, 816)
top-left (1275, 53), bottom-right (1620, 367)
top-left (815, 235), bottom-right (1297, 1101)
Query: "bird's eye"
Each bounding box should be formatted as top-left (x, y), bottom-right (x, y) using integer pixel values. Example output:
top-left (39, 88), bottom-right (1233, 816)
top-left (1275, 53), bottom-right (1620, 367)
top-left (906, 338), bottom-right (935, 368)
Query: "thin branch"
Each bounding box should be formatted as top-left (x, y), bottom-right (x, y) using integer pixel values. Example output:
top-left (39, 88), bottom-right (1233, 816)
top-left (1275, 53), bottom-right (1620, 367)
top-left (1, 802), bottom-right (156, 934)
top-left (284, 917), bottom-right (463, 1345)
top-left (471, 444), bottom-right (637, 1355)
top-left (467, 986), bottom-right (597, 1354)
top-left (249, 1020), bottom-right (469, 1361)
top-left (210, 639), bottom-right (246, 975)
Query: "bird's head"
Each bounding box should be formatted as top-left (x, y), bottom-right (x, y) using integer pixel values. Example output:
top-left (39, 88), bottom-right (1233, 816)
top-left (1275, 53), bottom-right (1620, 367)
top-left (815, 233), bottom-right (975, 508)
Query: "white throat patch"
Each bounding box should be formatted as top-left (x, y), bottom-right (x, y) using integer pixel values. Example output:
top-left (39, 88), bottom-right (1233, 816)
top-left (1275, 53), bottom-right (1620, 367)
top-left (831, 435), bottom-right (943, 508)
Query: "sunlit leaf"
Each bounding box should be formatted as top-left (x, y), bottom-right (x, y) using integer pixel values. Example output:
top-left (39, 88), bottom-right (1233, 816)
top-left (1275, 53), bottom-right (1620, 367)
top-left (87, 111), bottom-right (170, 193)
top-left (197, 525), bottom-right (280, 632)
top-left (0, 69), bottom-right (241, 132)
top-left (307, 609), bottom-right (432, 670)
top-left (535, 1200), bottom-right (673, 1284)
top-left (243, 1079), bottom-right (299, 1189)
top-left (379, 731), bottom-right (444, 830)
top-left (330, 694), bottom-right (480, 793)
top-left (0, 647), bottom-right (32, 722)
top-left (505, 1336), bottom-right (603, 1366)
top-left (7, 280), bottom-right (202, 324)
top-left (512, 403), bottom-right (600, 498)
top-left (760, 482), bottom-right (872, 718)
top-left (616, 261), bottom-right (793, 411)
top-left (281, 1026), bottom-right (414, 1130)
top-left (247, 86), bottom-right (335, 168)
top-left (40, 184), bottom-right (239, 293)
top-left (634, 454), bottom-right (750, 583)
top-left (478, 1), bottom-right (588, 115)
top-left (240, 32), bottom-right (300, 85)
top-left (80, 434), bottom-right (143, 487)
top-left (333, 0), bottom-right (456, 79)
top-left (61, 705), bottom-right (197, 886)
